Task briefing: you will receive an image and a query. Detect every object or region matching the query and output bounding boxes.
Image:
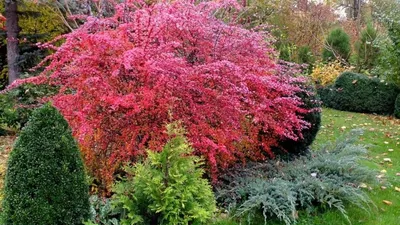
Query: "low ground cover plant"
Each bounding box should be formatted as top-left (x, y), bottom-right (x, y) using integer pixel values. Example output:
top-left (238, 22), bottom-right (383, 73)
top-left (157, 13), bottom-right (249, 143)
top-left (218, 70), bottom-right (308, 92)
top-left (84, 195), bottom-right (121, 225)
top-left (216, 130), bottom-right (377, 225)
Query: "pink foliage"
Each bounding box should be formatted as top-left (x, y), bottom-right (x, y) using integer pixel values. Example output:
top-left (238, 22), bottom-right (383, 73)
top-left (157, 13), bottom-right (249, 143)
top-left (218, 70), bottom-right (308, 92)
top-left (14, 0), bottom-right (310, 190)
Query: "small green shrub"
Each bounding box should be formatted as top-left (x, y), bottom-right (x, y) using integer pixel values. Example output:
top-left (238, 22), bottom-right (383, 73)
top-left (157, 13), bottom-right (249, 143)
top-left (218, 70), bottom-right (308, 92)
top-left (112, 124), bottom-right (216, 225)
top-left (394, 93), bottom-right (400, 118)
top-left (279, 44), bottom-right (295, 62)
top-left (216, 130), bottom-right (377, 225)
top-left (276, 85), bottom-right (321, 156)
top-left (319, 72), bottom-right (399, 114)
top-left (0, 83), bottom-right (58, 129)
top-left (355, 23), bottom-right (379, 73)
top-left (373, 21), bottom-right (400, 87)
top-left (0, 93), bottom-right (28, 129)
top-left (323, 28), bottom-right (351, 62)
top-left (2, 104), bottom-right (89, 225)
top-left (297, 46), bottom-right (315, 65)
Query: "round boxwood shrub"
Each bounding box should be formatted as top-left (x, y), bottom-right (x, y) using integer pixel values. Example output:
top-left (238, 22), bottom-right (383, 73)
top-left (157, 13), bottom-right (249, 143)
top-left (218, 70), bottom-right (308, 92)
top-left (2, 104), bottom-right (89, 225)
top-left (320, 72), bottom-right (399, 114)
top-left (317, 84), bottom-right (334, 104)
top-left (394, 94), bottom-right (400, 118)
top-left (276, 85), bottom-right (321, 156)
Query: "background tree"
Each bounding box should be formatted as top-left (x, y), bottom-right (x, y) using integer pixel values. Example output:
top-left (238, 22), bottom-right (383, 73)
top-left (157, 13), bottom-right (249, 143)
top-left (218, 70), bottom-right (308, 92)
top-left (331, 0), bottom-right (364, 20)
top-left (370, 0), bottom-right (400, 85)
top-left (5, 0), bottom-right (19, 85)
top-left (355, 23), bottom-right (379, 72)
top-left (38, 0), bottom-right (119, 31)
top-left (0, 0), bottom-right (67, 89)
top-left (323, 28), bottom-right (351, 63)
top-left (240, 0), bottom-right (337, 61)
top-left (0, 13), bottom-right (6, 89)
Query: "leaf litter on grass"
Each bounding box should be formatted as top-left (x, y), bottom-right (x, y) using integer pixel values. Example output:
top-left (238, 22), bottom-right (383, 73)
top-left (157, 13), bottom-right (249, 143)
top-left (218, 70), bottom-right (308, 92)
top-left (0, 135), bottom-right (16, 208)
top-left (310, 108), bottom-right (400, 225)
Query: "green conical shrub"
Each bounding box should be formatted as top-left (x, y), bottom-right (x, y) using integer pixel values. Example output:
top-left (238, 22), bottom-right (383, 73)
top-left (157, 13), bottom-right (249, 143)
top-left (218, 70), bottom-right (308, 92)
top-left (355, 23), bottom-right (379, 72)
top-left (112, 123), bottom-right (216, 225)
top-left (2, 104), bottom-right (89, 225)
top-left (323, 28), bottom-right (351, 62)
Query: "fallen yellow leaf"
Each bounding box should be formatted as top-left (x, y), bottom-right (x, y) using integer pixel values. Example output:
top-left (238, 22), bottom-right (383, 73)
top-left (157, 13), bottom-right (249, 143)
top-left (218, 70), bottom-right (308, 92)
top-left (383, 200), bottom-right (392, 205)
top-left (383, 158), bottom-right (392, 162)
top-left (395, 187), bottom-right (400, 192)
top-left (359, 183), bottom-right (368, 188)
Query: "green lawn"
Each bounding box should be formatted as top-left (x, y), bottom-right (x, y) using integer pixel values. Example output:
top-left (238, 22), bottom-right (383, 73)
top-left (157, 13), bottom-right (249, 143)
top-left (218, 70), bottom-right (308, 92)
top-left (297, 108), bottom-right (400, 225)
top-left (214, 108), bottom-right (400, 225)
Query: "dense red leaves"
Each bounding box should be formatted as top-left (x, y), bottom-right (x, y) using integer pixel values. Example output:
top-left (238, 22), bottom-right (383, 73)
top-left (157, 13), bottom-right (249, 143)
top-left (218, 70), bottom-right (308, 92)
top-left (0, 14), bottom-right (5, 31)
top-left (13, 0), bottom-right (310, 190)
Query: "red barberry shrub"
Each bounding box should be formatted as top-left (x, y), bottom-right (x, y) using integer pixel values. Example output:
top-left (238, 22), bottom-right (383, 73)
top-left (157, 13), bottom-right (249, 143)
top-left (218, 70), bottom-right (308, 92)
top-left (9, 0), bottom-right (311, 190)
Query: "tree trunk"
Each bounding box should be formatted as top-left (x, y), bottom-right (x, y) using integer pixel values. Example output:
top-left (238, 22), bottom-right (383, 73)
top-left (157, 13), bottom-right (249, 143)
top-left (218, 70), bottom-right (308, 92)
top-left (353, 0), bottom-right (361, 20)
top-left (5, 0), bottom-right (20, 85)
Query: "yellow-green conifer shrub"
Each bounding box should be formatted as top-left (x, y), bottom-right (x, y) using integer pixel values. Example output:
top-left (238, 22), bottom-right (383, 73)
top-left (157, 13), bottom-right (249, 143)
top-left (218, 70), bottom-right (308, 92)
top-left (112, 124), bottom-right (216, 225)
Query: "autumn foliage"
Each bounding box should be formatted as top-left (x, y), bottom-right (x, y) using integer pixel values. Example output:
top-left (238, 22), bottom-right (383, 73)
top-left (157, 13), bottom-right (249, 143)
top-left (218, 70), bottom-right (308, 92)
top-left (311, 61), bottom-right (349, 86)
top-left (11, 0), bottom-right (311, 190)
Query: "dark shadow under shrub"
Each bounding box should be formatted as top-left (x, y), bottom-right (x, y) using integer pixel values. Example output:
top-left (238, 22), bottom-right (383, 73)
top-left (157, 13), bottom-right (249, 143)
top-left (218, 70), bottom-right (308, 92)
top-left (275, 85), bottom-right (321, 157)
top-left (394, 93), bottom-right (400, 118)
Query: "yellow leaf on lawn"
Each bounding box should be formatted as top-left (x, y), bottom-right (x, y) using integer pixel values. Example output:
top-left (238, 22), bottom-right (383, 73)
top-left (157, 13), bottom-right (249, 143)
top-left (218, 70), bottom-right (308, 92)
top-left (383, 158), bottom-right (392, 162)
top-left (383, 200), bottom-right (392, 205)
top-left (359, 183), bottom-right (368, 188)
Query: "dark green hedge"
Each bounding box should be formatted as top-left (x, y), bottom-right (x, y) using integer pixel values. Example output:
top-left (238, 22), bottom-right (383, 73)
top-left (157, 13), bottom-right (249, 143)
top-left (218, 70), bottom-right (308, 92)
top-left (394, 94), bottom-right (400, 118)
top-left (319, 72), bottom-right (399, 114)
top-left (2, 104), bottom-right (89, 225)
